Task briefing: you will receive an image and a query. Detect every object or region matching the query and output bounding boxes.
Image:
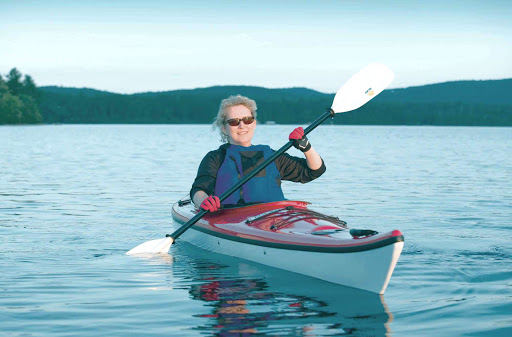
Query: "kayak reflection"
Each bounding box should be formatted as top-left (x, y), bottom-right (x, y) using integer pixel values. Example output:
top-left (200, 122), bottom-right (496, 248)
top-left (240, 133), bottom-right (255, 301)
top-left (184, 248), bottom-right (393, 336)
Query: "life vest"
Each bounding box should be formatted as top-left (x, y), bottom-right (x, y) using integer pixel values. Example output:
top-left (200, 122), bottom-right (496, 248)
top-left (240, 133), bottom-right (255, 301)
top-left (214, 144), bottom-right (285, 205)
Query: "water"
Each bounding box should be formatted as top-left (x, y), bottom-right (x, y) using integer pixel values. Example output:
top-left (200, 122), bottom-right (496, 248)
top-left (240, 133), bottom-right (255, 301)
top-left (1, 124), bottom-right (511, 336)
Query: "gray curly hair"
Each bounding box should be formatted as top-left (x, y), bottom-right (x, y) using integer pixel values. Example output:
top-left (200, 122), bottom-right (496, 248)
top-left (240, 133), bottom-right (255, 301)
top-left (213, 95), bottom-right (258, 143)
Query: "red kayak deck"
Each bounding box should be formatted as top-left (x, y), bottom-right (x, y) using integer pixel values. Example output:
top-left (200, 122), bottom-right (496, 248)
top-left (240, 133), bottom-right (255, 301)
top-left (172, 200), bottom-right (404, 253)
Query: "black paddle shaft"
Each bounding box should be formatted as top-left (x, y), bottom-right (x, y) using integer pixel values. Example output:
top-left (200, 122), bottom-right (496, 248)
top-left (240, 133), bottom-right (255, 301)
top-left (168, 108), bottom-right (336, 241)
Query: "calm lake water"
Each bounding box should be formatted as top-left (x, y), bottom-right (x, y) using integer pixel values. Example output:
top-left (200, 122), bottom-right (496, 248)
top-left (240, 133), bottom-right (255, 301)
top-left (1, 124), bottom-right (511, 336)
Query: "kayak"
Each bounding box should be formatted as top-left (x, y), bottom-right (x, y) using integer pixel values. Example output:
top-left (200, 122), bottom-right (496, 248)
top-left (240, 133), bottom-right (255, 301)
top-left (171, 199), bottom-right (404, 294)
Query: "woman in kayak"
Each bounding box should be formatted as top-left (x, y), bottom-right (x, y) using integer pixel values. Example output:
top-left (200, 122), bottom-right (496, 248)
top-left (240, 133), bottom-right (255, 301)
top-left (191, 95), bottom-right (326, 212)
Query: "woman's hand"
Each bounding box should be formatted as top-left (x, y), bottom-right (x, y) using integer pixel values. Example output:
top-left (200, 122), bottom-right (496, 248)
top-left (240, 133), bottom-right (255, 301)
top-left (289, 126), bottom-right (323, 170)
top-left (200, 195), bottom-right (221, 212)
top-left (289, 127), bottom-right (311, 152)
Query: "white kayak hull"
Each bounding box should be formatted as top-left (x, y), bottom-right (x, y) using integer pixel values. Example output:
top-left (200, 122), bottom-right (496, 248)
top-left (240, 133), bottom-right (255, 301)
top-left (180, 224), bottom-right (403, 294)
top-left (171, 200), bottom-right (403, 294)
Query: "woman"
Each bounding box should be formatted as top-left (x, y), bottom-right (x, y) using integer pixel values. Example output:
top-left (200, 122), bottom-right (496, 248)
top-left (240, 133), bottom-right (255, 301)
top-left (191, 95), bottom-right (326, 212)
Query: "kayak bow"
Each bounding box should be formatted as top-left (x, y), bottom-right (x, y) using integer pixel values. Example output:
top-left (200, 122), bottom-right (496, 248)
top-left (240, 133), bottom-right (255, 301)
top-left (171, 199), bottom-right (404, 294)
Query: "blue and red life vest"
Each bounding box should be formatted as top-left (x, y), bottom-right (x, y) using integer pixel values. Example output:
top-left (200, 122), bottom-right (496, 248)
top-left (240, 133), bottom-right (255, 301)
top-left (214, 144), bottom-right (285, 205)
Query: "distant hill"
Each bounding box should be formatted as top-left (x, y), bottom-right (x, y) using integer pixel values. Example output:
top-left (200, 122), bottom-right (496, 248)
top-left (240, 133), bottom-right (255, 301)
top-left (39, 79), bottom-right (512, 126)
top-left (134, 85), bottom-right (327, 98)
top-left (379, 79), bottom-right (512, 105)
top-left (40, 86), bottom-right (114, 97)
top-left (39, 85), bottom-right (332, 124)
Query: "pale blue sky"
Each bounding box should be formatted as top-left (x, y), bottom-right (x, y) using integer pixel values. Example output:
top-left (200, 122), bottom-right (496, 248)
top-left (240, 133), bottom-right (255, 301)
top-left (2, 0), bottom-right (511, 93)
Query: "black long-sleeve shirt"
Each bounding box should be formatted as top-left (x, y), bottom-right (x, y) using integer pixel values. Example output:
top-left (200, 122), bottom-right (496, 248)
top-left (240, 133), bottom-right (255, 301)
top-left (190, 143), bottom-right (326, 200)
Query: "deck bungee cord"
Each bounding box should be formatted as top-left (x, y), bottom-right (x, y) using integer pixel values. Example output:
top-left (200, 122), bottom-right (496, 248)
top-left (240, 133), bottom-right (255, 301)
top-left (245, 206), bottom-right (347, 230)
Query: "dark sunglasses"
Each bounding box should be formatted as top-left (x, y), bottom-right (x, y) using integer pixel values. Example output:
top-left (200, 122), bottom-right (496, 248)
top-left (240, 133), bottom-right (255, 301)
top-left (225, 116), bottom-right (255, 127)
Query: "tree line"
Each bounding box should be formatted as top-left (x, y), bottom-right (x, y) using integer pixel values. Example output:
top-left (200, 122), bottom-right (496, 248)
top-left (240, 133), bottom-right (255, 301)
top-left (39, 85), bottom-right (512, 126)
top-left (0, 68), bottom-right (42, 124)
top-left (2, 68), bottom-right (512, 126)
top-left (39, 86), bottom-right (331, 124)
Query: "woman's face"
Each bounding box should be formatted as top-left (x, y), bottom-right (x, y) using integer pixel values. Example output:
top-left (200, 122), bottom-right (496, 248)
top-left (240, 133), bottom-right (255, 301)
top-left (222, 105), bottom-right (256, 147)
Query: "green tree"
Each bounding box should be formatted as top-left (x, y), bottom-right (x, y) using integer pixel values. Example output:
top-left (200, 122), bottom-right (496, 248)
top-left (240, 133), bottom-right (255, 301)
top-left (6, 68), bottom-right (23, 95)
top-left (1, 69), bottom-right (43, 124)
top-left (22, 74), bottom-right (39, 100)
top-left (19, 95), bottom-right (42, 123)
top-left (0, 75), bottom-right (8, 95)
top-left (0, 93), bottom-right (23, 124)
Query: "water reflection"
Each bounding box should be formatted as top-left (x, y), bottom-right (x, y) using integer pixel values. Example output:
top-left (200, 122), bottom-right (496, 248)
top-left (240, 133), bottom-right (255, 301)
top-left (137, 246), bottom-right (393, 336)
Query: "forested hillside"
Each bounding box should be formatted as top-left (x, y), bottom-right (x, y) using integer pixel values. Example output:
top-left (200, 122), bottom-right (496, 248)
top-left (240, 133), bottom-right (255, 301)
top-left (378, 79), bottom-right (512, 104)
top-left (39, 86), bottom-right (330, 124)
top-left (2, 67), bottom-right (511, 126)
top-left (39, 80), bottom-right (512, 126)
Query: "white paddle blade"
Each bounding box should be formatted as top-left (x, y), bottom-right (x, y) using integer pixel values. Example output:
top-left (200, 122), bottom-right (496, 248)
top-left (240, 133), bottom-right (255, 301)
top-left (331, 63), bottom-right (394, 113)
top-left (125, 237), bottom-right (174, 255)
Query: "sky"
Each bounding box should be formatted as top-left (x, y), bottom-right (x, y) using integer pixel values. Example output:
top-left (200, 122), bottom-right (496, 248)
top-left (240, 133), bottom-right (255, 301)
top-left (1, 0), bottom-right (512, 94)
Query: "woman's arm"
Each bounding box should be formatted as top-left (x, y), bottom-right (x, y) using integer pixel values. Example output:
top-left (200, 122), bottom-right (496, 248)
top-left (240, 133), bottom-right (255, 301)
top-left (282, 126), bottom-right (325, 181)
top-left (189, 145), bottom-right (227, 208)
top-left (192, 190), bottom-right (209, 208)
top-left (275, 152), bottom-right (326, 183)
top-left (303, 145), bottom-right (322, 170)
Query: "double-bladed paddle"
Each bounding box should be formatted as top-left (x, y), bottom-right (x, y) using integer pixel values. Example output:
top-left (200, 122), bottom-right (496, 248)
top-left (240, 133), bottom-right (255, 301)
top-left (126, 63), bottom-right (394, 255)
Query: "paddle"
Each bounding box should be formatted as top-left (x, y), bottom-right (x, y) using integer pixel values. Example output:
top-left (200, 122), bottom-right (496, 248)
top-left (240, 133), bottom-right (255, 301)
top-left (126, 63), bottom-right (394, 255)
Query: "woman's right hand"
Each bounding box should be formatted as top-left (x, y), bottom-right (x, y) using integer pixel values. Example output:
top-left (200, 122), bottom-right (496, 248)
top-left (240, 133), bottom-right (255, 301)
top-left (289, 127), bottom-right (311, 152)
top-left (200, 196), bottom-right (221, 212)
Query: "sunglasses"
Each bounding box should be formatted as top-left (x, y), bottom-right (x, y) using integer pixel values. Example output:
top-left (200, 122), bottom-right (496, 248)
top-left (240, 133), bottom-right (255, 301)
top-left (225, 116), bottom-right (255, 127)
